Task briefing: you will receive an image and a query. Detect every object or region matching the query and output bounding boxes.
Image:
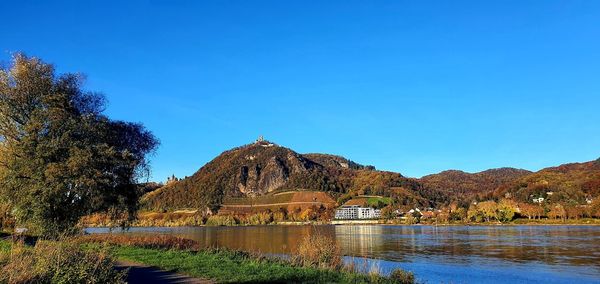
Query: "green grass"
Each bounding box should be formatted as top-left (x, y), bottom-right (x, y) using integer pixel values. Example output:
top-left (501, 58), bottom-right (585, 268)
top-left (103, 245), bottom-right (390, 283)
top-left (0, 239), bottom-right (11, 252)
top-left (345, 196), bottom-right (392, 207)
top-left (365, 197), bottom-right (392, 207)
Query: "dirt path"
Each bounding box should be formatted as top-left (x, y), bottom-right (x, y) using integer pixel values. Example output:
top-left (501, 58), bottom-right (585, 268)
top-left (115, 260), bottom-right (214, 284)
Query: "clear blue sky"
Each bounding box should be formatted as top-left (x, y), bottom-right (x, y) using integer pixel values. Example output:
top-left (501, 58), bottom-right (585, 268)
top-left (2, 1), bottom-right (599, 181)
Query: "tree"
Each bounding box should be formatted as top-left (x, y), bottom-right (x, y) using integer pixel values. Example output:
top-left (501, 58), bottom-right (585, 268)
top-left (565, 205), bottom-right (583, 220)
top-left (518, 203), bottom-right (543, 220)
top-left (497, 199), bottom-right (516, 222)
top-left (548, 204), bottom-right (566, 221)
top-left (381, 206), bottom-right (396, 220)
top-left (0, 54), bottom-right (158, 237)
top-left (591, 199), bottom-right (600, 218)
top-left (467, 201), bottom-right (500, 222)
top-left (449, 206), bottom-right (467, 221)
top-left (467, 204), bottom-right (484, 222)
top-left (478, 201), bottom-right (498, 222)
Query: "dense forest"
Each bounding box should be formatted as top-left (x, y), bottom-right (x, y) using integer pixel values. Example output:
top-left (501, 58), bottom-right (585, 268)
top-left (419, 168), bottom-right (532, 206)
top-left (493, 159), bottom-right (600, 204)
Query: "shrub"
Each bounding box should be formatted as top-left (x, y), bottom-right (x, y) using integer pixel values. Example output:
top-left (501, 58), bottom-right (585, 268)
top-left (294, 231), bottom-right (342, 270)
top-left (272, 211), bottom-right (286, 223)
top-left (206, 215), bottom-right (237, 226)
top-left (389, 268), bottom-right (415, 284)
top-left (76, 234), bottom-right (199, 250)
top-left (245, 212), bottom-right (273, 225)
top-left (0, 240), bottom-right (126, 284)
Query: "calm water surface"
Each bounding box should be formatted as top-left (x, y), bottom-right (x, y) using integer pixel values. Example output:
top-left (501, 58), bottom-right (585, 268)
top-left (86, 225), bottom-right (600, 283)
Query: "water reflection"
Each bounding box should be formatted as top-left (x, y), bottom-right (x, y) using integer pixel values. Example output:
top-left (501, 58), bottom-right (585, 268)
top-left (335, 225), bottom-right (384, 257)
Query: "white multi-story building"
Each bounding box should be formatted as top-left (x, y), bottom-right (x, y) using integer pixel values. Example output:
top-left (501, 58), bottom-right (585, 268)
top-left (335, 205), bottom-right (381, 220)
top-left (335, 205), bottom-right (359, 219)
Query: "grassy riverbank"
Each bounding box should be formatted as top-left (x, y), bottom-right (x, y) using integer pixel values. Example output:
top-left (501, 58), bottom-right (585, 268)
top-left (0, 234), bottom-right (415, 284)
top-left (78, 234), bottom-right (413, 283)
top-left (104, 245), bottom-right (387, 283)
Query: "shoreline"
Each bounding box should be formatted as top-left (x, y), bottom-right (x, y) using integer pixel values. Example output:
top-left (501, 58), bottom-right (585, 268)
top-left (84, 219), bottom-right (600, 229)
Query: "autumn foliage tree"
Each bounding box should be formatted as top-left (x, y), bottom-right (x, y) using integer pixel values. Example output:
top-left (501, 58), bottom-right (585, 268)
top-left (497, 199), bottom-right (517, 222)
top-left (467, 199), bottom-right (518, 223)
top-left (517, 202), bottom-right (544, 220)
top-left (0, 54), bottom-right (158, 237)
top-left (548, 204), bottom-right (567, 220)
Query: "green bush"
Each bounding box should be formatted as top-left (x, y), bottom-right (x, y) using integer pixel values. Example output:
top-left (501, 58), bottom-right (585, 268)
top-left (205, 215), bottom-right (237, 226)
top-left (389, 268), bottom-right (415, 284)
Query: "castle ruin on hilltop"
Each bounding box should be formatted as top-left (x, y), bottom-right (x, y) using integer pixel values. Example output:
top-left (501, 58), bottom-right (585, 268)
top-left (255, 135), bottom-right (275, 147)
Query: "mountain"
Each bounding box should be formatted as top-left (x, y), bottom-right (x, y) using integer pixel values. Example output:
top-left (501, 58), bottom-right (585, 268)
top-left (420, 159), bottom-right (600, 205)
top-left (142, 139), bottom-right (441, 211)
top-left (142, 138), bottom-right (600, 212)
top-left (492, 159), bottom-right (600, 204)
top-left (420, 168), bottom-right (532, 202)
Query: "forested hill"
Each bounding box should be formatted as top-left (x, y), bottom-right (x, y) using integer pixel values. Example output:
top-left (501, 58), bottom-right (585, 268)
top-left (419, 168), bottom-right (532, 202)
top-left (419, 159), bottom-right (600, 206)
top-left (141, 138), bottom-right (600, 213)
top-left (142, 140), bottom-right (443, 212)
top-left (492, 159), bottom-right (600, 204)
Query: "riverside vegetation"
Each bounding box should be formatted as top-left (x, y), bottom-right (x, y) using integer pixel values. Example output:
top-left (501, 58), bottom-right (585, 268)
top-left (0, 233), bottom-right (415, 284)
top-left (78, 233), bottom-right (415, 283)
top-left (81, 193), bottom-right (600, 228)
top-left (0, 235), bottom-right (126, 283)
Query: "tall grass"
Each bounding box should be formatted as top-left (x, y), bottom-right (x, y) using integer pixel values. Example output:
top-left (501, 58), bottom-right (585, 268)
top-left (293, 230), bottom-right (416, 283)
top-left (294, 231), bottom-right (343, 270)
top-left (0, 239), bottom-right (125, 284)
top-left (76, 234), bottom-right (199, 250)
top-left (81, 212), bottom-right (206, 227)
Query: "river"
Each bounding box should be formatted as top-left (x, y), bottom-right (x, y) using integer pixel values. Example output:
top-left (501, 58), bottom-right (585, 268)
top-left (86, 225), bottom-right (600, 283)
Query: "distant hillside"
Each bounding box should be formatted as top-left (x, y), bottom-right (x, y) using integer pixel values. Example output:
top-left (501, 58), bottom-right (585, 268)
top-left (420, 159), bottom-right (600, 205)
top-left (493, 159), bottom-right (600, 204)
top-left (420, 168), bottom-right (531, 202)
top-left (142, 139), bottom-right (442, 212)
top-left (142, 138), bottom-right (600, 212)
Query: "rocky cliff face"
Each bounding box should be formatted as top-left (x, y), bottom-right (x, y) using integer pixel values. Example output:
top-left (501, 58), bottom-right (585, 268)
top-left (225, 141), bottom-right (328, 195)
